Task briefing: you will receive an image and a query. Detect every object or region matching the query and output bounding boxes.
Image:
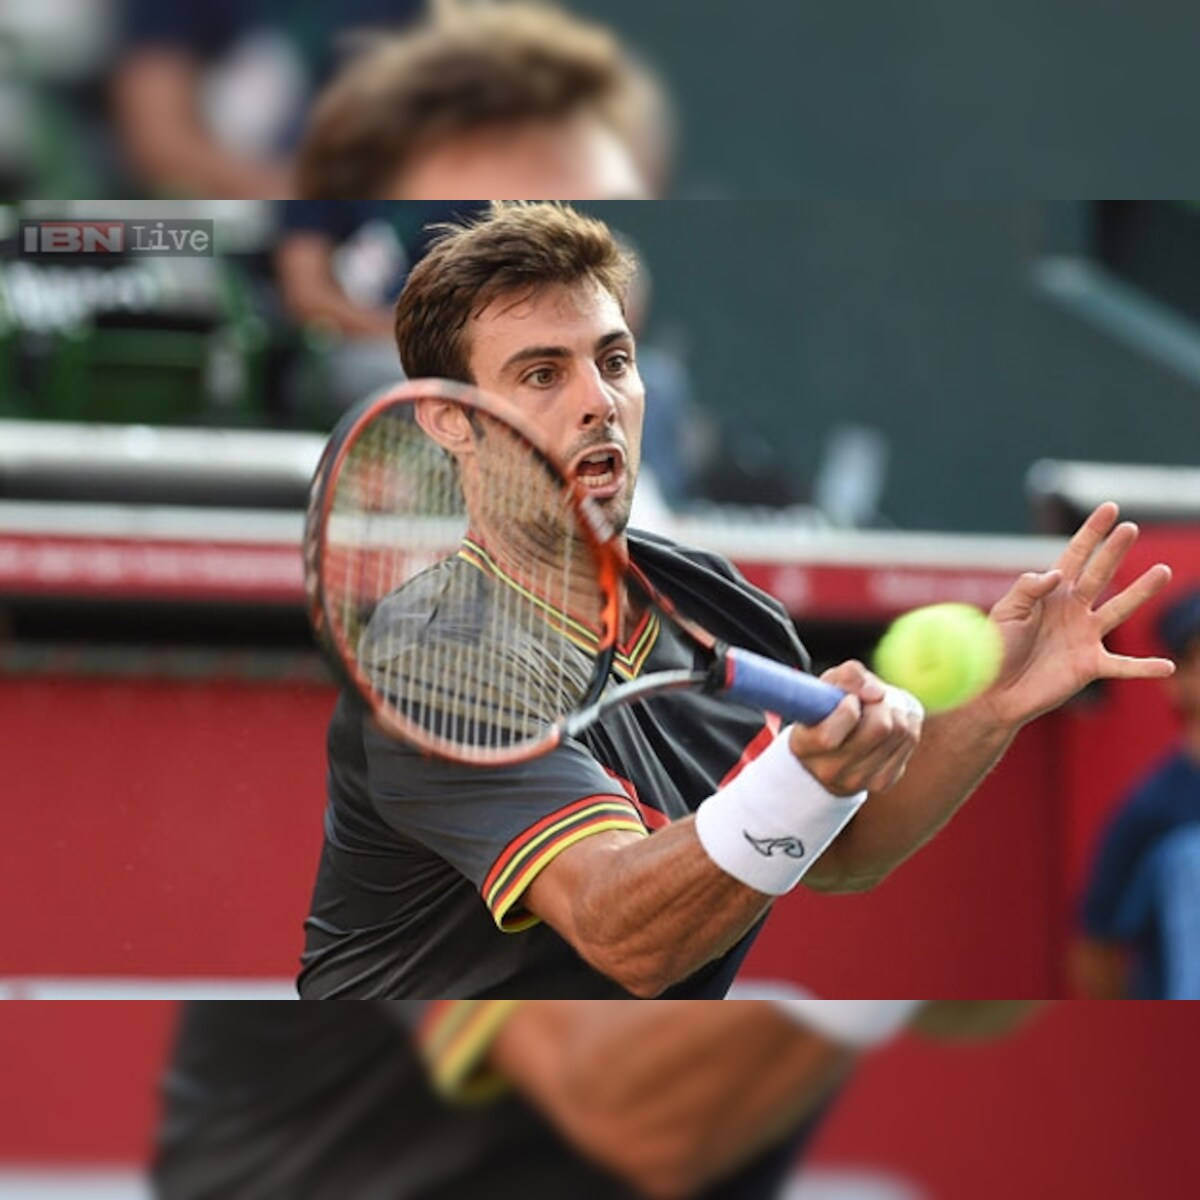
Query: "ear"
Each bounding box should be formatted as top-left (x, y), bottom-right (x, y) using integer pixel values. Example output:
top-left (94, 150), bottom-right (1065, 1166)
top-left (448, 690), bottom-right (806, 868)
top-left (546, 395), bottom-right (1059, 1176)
top-left (414, 398), bottom-right (476, 454)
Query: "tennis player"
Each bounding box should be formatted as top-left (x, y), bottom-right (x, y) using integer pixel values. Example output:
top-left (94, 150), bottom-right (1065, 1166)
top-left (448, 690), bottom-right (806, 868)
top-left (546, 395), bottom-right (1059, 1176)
top-left (299, 203), bottom-right (1173, 999)
top-left (152, 998), bottom-right (1032, 1198)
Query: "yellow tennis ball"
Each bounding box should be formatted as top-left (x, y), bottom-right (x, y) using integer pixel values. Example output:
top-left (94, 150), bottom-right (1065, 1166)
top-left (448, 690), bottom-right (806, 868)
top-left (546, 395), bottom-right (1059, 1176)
top-left (872, 602), bottom-right (1002, 713)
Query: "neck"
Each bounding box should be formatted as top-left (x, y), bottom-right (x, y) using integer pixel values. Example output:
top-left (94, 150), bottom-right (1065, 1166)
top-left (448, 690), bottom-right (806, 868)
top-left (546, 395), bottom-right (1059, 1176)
top-left (616, 534), bottom-right (651, 643)
top-left (620, 582), bottom-right (647, 643)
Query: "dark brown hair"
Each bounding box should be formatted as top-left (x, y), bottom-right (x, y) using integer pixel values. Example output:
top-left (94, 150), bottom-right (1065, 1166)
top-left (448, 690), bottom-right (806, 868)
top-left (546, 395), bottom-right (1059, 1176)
top-left (297, 1), bottom-right (655, 200)
top-left (394, 202), bottom-right (635, 381)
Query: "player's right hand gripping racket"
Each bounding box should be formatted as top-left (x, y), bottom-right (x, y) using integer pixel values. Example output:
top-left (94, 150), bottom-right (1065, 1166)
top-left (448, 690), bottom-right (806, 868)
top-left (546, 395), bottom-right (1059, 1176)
top-left (305, 379), bottom-right (846, 765)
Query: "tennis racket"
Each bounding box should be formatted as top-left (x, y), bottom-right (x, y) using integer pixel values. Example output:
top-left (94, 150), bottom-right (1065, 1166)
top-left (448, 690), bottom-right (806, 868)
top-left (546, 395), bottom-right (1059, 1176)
top-left (304, 378), bottom-right (846, 765)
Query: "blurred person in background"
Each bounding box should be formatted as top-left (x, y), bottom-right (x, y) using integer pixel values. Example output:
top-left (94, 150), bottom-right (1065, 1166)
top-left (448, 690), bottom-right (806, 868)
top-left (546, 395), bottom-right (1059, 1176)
top-left (274, 200), bottom-right (485, 418)
top-left (110, 0), bottom-right (425, 197)
top-left (1072, 585), bottom-right (1200, 999)
top-left (110, 0), bottom-right (670, 200)
top-left (273, 208), bottom-right (700, 511)
top-left (294, 0), bottom-right (670, 200)
top-left (273, 0), bottom-right (670, 422)
top-left (0, 0), bottom-right (122, 197)
top-left (151, 999), bottom-right (1034, 1199)
top-left (620, 237), bottom-right (707, 513)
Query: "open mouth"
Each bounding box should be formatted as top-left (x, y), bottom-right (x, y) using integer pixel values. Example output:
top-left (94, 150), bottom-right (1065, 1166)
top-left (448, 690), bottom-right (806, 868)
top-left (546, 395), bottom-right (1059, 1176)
top-left (572, 446), bottom-right (626, 498)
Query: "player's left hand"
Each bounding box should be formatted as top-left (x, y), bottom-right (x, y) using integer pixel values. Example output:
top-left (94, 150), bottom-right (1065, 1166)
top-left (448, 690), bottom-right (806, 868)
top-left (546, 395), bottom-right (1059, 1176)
top-left (980, 501), bottom-right (1174, 728)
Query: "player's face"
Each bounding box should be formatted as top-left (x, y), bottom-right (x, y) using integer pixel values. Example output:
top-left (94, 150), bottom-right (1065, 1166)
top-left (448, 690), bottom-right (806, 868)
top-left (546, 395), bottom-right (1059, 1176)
top-left (466, 278), bottom-right (645, 536)
top-left (388, 114), bottom-right (651, 200)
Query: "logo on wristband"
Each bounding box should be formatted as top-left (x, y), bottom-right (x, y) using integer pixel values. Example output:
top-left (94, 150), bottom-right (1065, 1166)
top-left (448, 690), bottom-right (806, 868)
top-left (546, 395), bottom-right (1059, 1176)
top-left (743, 832), bottom-right (806, 859)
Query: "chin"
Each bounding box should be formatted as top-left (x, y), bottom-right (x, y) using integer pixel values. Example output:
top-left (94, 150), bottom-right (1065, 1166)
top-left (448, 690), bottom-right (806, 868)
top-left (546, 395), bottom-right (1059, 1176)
top-left (605, 500), bottom-right (633, 534)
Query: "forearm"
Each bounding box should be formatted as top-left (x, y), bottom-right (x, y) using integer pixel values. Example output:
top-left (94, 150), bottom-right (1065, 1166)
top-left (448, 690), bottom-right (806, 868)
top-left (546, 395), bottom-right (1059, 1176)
top-left (276, 237), bottom-right (396, 338)
top-left (287, 286), bottom-right (396, 338)
top-left (113, 54), bottom-right (293, 198)
top-left (910, 1001), bottom-right (1042, 1039)
top-left (488, 1000), bottom-right (851, 1199)
top-left (804, 699), bottom-right (1017, 891)
top-left (526, 819), bottom-right (772, 997)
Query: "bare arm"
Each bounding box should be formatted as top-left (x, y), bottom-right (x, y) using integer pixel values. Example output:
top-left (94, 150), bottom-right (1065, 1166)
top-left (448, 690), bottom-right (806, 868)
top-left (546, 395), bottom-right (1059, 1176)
top-left (525, 677), bottom-right (916, 997)
top-left (910, 1001), bottom-right (1042, 1039)
top-left (525, 822), bottom-right (771, 997)
top-left (803, 699), bottom-right (1014, 891)
top-left (275, 234), bottom-right (398, 339)
top-left (111, 50), bottom-right (294, 197)
top-left (524, 507), bottom-right (1169, 989)
top-left (807, 503), bottom-right (1173, 892)
top-left (488, 1000), bottom-right (852, 1200)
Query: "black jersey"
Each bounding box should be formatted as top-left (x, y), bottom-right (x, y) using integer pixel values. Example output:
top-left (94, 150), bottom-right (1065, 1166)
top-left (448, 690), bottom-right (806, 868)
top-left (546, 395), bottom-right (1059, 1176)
top-left (152, 1002), bottom-right (832, 1200)
top-left (300, 530), bottom-right (811, 999)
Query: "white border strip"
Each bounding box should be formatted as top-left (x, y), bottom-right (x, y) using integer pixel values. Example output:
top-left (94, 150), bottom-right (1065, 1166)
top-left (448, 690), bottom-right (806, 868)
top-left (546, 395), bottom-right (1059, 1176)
top-left (0, 500), bottom-right (1068, 570)
top-left (0, 420), bottom-right (323, 480)
top-left (0, 502), bottom-right (303, 543)
top-left (0, 978), bottom-right (295, 1000)
top-left (672, 518), bottom-right (1068, 570)
top-left (0, 1170), bottom-right (151, 1200)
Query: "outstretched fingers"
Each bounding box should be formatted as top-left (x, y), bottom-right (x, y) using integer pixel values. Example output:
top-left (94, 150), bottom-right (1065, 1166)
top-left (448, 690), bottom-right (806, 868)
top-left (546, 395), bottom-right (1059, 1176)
top-left (1055, 502), bottom-right (1120, 582)
top-left (992, 568), bottom-right (1062, 620)
top-left (1100, 652), bottom-right (1176, 680)
top-left (1096, 562), bottom-right (1173, 634)
top-left (1074, 521), bottom-right (1139, 605)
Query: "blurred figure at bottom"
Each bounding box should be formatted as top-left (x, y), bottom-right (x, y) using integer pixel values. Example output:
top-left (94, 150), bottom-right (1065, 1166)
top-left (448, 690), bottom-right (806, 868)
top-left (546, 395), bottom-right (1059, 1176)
top-left (151, 999), bottom-right (1032, 1199)
top-left (1073, 586), bottom-right (1200, 999)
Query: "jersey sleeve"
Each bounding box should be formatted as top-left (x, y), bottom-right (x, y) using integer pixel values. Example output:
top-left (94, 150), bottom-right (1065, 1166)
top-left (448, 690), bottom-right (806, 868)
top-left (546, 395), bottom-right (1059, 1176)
top-left (379, 1001), bottom-right (524, 1102)
top-left (364, 723), bottom-right (647, 931)
top-left (627, 528), bottom-right (812, 672)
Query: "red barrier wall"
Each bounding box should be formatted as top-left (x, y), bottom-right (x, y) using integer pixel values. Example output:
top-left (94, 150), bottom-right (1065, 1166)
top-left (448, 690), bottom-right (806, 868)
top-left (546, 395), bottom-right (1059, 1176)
top-left (2, 1002), bottom-right (1197, 1200)
top-left (3, 524), bottom-right (1195, 995)
top-left (0, 1003), bottom-right (176, 1162)
top-left (3, 673), bottom-right (1059, 994)
top-left (1, 676), bottom-right (331, 978)
top-left (745, 717), bottom-right (1063, 996)
top-left (810, 1002), bottom-right (1200, 1198)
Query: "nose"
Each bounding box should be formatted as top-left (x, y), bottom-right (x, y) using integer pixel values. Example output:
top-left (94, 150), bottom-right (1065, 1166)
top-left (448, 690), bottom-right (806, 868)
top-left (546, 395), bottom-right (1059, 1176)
top-left (574, 364), bottom-right (618, 429)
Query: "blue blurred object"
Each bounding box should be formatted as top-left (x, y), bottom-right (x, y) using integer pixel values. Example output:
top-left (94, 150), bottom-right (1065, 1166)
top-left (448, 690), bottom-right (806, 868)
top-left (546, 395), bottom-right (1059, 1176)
top-left (1158, 587), bottom-right (1200, 657)
top-left (1082, 749), bottom-right (1200, 998)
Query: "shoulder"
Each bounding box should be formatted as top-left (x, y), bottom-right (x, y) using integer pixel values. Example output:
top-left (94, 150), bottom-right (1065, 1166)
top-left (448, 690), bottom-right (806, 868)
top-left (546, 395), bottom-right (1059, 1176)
top-left (1123, 750), bottom-right (1196, 811)
top-left (1095, 751), bottom-right (1196, 853)
top-left (628, 527), bottom-right (752, 587)
top-left (627, 528), bottom-right (810, 672)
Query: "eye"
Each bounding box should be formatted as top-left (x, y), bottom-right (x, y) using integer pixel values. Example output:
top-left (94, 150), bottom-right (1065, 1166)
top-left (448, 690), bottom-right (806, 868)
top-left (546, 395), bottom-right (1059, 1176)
top-left (602, 351), bottom-right (631, 376)
top-left (523, 366), bottom-right (558, 387)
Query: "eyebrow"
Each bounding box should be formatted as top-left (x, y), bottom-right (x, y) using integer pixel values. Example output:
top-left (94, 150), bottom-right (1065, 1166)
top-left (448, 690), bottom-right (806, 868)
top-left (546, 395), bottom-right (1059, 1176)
top-left (499, 329), bottom-right (632, 375)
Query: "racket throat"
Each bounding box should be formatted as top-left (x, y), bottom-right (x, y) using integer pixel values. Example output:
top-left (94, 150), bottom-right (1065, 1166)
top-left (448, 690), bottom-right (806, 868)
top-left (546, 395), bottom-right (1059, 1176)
top-left (562, 664), bottom-right (711, 737)
top-left (579, 644), bottom-right (618, 711)
top-left (705, 643), bottom-right (735, 695)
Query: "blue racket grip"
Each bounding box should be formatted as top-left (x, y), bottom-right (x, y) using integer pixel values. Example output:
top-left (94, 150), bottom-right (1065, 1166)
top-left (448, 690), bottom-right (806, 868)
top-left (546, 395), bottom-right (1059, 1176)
top-left (720, 647), bottom-right (846, 725)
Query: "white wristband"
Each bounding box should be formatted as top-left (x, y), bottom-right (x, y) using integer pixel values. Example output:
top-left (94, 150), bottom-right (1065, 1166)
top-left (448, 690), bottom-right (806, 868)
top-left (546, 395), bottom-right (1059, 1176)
top-left (694, 726), bottom-right (867, 895)
top-left (728, 983), bottom-right (922, 1047)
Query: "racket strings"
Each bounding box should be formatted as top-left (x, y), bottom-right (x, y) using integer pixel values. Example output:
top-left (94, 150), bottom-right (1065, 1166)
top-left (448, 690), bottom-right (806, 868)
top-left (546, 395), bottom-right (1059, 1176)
top-left (324, 398), bottom-right (607, 759)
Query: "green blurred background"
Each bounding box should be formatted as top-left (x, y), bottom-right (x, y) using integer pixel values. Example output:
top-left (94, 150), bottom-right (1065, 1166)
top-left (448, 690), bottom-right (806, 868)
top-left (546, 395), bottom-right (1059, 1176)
top-left (4, 199), bottom-right (1198, 533)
